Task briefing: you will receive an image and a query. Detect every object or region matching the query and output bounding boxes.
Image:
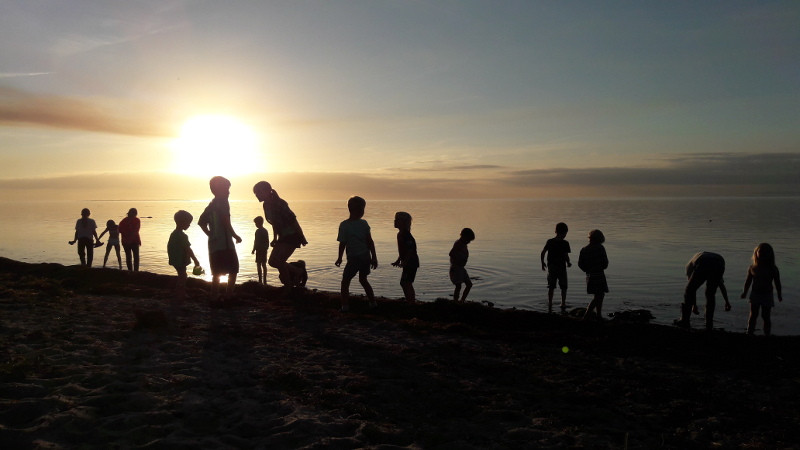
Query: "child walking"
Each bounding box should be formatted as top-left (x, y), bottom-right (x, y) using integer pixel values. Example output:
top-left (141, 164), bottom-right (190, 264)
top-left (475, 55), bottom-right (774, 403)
top-left (449, 228), bottom-right (475, 302)
top-left (540, 222), bottom-right (572, 311)
top-left (168, 210), bottom-right (201, 314)
top-left (252, 216), bottom-right (269, 285)
top-left (199, 176), bottom-right (242, 299)
top-left (335, 196), bottom-right (378, 312)
top-left (741, 243), bottom-right (783, 336)
top-left (391, 212), bottom-right (419, 303)
top-left (98, 219), bottom-right (122, 269)
top-left (69, 208), bottom-right (100, 267)
top-left (578, 229), bottom-right (608, 320)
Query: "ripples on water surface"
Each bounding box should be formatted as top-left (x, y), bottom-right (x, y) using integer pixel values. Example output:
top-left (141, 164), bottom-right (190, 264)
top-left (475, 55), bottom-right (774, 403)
top-left (1, 198), bottom-right (797, 334)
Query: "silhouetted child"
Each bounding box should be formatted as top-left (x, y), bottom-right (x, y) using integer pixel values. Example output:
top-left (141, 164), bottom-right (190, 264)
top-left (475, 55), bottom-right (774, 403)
top-left (741, 243), bottom-right (783, 336)
top-left (540, 222), bottom-right (572, 311)
top-left (69, 208), bottom-right (100, 267)
top-left (168, 210), bottom-right (201, 314)
top-left (252, 216), bottom-right (269, 285)
top-left (391, 212), bottom-right (419, 303)
top-left (335, 196), bottom-right (378, 311)
top-left (449, 228), bottom-right (475, 302)
top-left (98, 219), bottom-right (122, 269)
top-left (578, 229), bottom-right (608, 320)
top-left (118, 207), bottom-right (141, 271)
top-left (199, 176), bottom-right (242, 299)
top-left (675, 251), bottom-right (730, 330)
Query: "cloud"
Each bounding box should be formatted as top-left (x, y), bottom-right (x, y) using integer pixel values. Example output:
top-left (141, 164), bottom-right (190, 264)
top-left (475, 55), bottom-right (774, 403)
top-left (0, 86), bottom-right (175, 137)
top-left (502, 152), bottom-right (800, 196)
top-left (0, 72), bottom-right (53, 78)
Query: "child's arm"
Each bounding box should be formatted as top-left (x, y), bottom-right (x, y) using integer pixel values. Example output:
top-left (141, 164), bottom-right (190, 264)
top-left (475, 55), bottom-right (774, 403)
top-left (187, 247), bottom-right (200, 267)
top-left (223, 215), bottom-right (242, 244)
top-left (392, 234), bottom-right (403, 266)
top-left (92, 229), bottom-right (101, 244)
top-left (740, 271), bottom-right (753, 298)
top-left (775, 269), bottom-right (783, 302)
top-left (719, 282), bottom-right (731, 310)
top-left (335, 242), bottom-right (346, 267)
top-left (98, 228), bottom-right (108, 239)
top-left (69, 229), bottom-right (78, 245)
top-left (565, 252), bottom-right (572, 268)
top-left (540, 247), bottom-right (547, 271)
top-left (367, 231), bottom-right (378, 269)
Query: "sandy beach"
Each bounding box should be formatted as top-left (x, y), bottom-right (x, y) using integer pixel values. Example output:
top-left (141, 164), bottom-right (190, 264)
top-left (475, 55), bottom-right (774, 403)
top-left (1, 256), bottom-right (798, 449)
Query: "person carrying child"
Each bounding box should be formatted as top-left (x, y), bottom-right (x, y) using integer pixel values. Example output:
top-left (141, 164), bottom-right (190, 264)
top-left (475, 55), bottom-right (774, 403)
top-left (98, 219), bottom-right (122, 269)
top-left (335, 196), bottom-right (378, 312)
top-left (741, 243), bottom-right (783, 336)
top-left (168, 210), bottom-right (201, 314)
top-left (252, 216), bottom-right (270, 285)
top-left (69, 208), bottom-right (100, 267)
top-left (540, 222), bottom-right (572, 311)
top-left (578, 229), bottom-right (608, 320)
top-left (391, 212), bottom-right (419, 303)
top-left (199, 176), bottom-right (242, 299)
top-left (449, 228), bottom-right (475, 303)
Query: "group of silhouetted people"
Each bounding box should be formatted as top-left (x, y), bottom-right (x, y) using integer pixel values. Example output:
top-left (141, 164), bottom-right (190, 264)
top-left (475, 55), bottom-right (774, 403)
top-left (71, 180), bottom-right (785, 335)
top-left (69, 207), bottom-right (141, 271)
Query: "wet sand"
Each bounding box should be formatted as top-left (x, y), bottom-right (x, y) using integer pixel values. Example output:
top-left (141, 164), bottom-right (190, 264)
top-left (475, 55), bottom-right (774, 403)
top-left (1, 257), bottom-right (798, 449)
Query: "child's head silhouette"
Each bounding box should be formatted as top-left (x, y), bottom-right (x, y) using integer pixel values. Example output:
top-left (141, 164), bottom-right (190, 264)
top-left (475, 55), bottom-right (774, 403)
top-left (588, 229), bottom-right (605, 245)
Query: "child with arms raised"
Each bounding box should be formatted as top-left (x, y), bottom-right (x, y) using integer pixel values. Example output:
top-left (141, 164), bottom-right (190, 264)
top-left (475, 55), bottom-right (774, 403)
top-left (335, 196), bottom-right (378, 312)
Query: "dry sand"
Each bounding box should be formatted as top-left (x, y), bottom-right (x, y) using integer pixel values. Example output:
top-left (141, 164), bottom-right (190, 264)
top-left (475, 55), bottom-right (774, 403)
top-left (1, 257), bottom-right (798, 449)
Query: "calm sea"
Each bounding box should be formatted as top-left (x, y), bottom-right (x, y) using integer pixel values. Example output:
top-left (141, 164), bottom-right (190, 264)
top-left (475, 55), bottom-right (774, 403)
top-left (0, 198), bottom-right (797, 335)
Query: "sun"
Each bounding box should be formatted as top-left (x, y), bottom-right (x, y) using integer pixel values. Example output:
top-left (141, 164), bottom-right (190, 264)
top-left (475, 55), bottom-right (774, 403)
top-left (171, 115), bottom-right (262, 177)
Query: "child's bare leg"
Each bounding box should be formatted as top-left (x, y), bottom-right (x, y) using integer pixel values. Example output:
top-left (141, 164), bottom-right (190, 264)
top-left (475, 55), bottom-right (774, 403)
top-left (453, 284), bottom-right (462, 302)
top-left (226, 274), bottom-right (237, 295)
top-left (211, 276), bottom-right (220, 298)
top-left (340, 278), bottom-right (351, 310)
top-left (103, 247), bottom-right (111, 268)
top-left (560, 289), bottom-right (567, 308)
top-left (747, 303), bottom-right (759, 334)
top-left (114, 245), bottom-right (122, 269)
top-left (547, 288), bottom-right (554, 309)
top-left (359, 273), bottom-right (376, 306)
top-left (401, 282), bottom-right (416, 303)
top-left (762, 306), bottom-right (772, 336)
top-left (173, 270), bottom-right (187, 314)
top-left (461, 279), bottom-right (472, 302)
top-left (257, 264), bottom-right (264, 284)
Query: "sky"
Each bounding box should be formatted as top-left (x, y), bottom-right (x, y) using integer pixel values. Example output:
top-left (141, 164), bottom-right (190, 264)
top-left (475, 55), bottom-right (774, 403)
top-left (1, 0), bottom-right (798, 200)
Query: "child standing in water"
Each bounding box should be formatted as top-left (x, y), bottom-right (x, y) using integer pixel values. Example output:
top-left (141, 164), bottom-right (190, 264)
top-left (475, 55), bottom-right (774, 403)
top-left (578, 229), bottom-right (608, 320)
top-left (449, 228), bottom-right (475, 303)
top-left (98, 219), bottom-right (122, 269)
top-left (741, 243), bottom-right (783, 336)
top-left (335, 196), bottom-right (378, 312)
top-left (540, 222), bottom-right (572, 311)
top-left (252, 216), bottom-right (269, 285)
top-left (392, 212), bottom-right (419, 303)
top-left (69, 208), bottom-right (100, 267)
top-left (199, 176), bottom-right (242, 299)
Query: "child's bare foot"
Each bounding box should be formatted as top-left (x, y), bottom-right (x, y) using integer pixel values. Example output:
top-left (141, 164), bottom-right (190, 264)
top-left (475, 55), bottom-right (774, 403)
top-left (692, 305), bottom-right (699, 315)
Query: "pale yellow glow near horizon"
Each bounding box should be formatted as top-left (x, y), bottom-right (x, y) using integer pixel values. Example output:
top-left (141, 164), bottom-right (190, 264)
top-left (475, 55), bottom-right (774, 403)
top-left (171, 115), bottom-right (263, 177)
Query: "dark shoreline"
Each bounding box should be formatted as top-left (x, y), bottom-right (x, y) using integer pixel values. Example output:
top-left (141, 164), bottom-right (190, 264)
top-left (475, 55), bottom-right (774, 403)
top-left (1, 256), bottom-right (799, 449)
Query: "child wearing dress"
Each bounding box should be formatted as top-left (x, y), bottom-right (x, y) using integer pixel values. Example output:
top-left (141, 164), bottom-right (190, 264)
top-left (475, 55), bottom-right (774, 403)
top-left (578, 229), bottom-right (608, 320)
top-left (741, 243), bottom-right (783, 336)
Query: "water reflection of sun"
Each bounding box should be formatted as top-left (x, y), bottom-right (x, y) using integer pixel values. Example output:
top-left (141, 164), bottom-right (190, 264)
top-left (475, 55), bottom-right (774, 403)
top-left (171, 115), bottom-right (262, 177)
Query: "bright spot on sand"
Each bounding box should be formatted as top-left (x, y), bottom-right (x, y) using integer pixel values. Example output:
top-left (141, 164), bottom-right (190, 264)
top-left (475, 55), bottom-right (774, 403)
top-left (562, 346), bottom-right (569, 354)
top-left (171, 115), bottom-right (262, 177)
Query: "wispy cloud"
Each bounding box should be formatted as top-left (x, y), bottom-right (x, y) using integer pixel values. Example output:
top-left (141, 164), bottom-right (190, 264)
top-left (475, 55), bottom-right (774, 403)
top-left (0, 72), bottom-right (53, 78)
top-left (0, 86), bottom-right (174, 137)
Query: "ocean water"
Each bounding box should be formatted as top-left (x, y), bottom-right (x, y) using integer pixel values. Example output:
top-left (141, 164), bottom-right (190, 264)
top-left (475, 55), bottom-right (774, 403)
top-left (0, 198), bottom-right (797, 335)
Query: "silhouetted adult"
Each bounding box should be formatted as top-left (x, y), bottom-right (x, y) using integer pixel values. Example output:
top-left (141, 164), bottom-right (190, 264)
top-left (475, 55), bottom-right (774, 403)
top-left (253, 181), bottom-right (307, 289)
top-left (675, 251), bottom-right (731, 330)
top-left (118, 208), bottom-right (141, 271)
top-left (68, 208), bottom-right (100, 267)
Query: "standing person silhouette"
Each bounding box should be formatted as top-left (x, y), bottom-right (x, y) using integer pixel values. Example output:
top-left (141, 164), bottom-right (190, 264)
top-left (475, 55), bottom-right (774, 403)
top-left (253, 181), bottom-right (308, 293)
top-left (68, 208), bottom-right (100, 267)
top-left (118, 208), bottom-right (141, 271)
top-left (199, 176), bottom-right (242, 299)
